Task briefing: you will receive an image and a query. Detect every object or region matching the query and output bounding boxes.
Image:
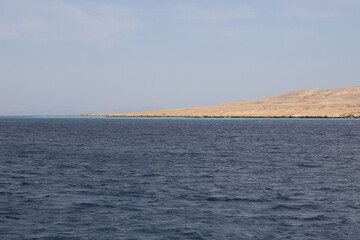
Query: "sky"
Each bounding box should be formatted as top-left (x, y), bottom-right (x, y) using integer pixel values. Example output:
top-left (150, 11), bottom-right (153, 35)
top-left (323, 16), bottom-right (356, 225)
top-left (0, 0), bottom-right (359, 115)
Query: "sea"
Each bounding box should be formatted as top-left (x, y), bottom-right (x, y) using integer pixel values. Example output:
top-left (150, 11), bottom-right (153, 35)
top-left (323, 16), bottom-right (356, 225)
top-left (1, 117), bottom-right (360, 239)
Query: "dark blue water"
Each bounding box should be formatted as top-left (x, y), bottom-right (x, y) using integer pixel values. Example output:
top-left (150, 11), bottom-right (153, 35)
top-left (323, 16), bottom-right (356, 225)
top-left (1, 117), bottom-right (360, 239)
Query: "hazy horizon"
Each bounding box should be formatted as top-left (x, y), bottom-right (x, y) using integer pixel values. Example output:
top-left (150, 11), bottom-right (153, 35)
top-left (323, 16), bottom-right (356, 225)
top-left (1, 0), bottom-right (359, 116)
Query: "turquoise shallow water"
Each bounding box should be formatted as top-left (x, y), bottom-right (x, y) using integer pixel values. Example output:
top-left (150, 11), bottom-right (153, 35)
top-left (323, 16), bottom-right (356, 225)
top-left (1, 118), bottom-right (360, 239)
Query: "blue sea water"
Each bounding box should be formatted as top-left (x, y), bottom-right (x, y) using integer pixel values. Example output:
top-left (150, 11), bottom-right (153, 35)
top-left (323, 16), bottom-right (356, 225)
top-left (1, 117), bottom-right (360, 239)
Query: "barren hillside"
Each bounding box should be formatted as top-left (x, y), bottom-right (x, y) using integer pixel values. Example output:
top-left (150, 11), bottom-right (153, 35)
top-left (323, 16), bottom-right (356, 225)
top-left (106, 86), bottom-right (360, 118)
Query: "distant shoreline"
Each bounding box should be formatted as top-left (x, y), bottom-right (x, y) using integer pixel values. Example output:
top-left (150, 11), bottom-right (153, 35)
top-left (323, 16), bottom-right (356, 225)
top-left (80, 115), bottom-right (360, 119)
top-left (104, 115), bottom-right (360, 119)
top-left (1, 115), bottom-right (360, 120)
top-left (83, 86), bottom-right (360, 119)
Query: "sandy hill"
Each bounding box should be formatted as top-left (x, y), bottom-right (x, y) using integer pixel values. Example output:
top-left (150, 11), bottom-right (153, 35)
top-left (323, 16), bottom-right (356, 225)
top-left (106, 86), bottom-right (360, 118)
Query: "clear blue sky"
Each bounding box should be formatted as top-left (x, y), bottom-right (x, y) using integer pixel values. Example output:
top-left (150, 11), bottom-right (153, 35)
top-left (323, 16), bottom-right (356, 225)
top-left (1, 0), bottom-right (359, 115)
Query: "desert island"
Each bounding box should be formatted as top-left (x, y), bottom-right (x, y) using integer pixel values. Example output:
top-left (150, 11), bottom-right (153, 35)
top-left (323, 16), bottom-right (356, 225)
top-left (83, 86), bottom-right (360, 118)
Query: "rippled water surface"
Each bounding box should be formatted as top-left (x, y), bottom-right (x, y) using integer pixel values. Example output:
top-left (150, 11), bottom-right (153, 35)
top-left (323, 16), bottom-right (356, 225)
top-left (1, 117), bottom-right (360, 239)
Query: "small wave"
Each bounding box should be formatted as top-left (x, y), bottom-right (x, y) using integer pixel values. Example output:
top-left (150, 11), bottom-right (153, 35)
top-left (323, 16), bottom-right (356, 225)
top-left (0, 191), bottom-right (12, 196)
top-left (199, 174), bottom-right (213, 178)
top-left (295, 163), bottom-right (322, 168)
top-left (73, 202), bottom-right (116, 209)
top-left (316, 187), bottom-right (343, 192)
top-left (141, 173), bottom-right (161, 177)
top-left (206, 197), bottom-right (269, 202)
top-left (272, 204), bottom-right (301, 210)
top-left (275, 194), bottom-right (293, 201)
top-left (5, 215), bottom-right (20, 220)
top-left (302, 215), bottom-right (326, 221)
top-left (345, 204), bottom-right (359, 209)
top-left (74, 202), bottom-right (100, 208)
top-left (95, 227), bottom-right (117, 232)
top-left (269, 151), bottom-right (282, 154)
